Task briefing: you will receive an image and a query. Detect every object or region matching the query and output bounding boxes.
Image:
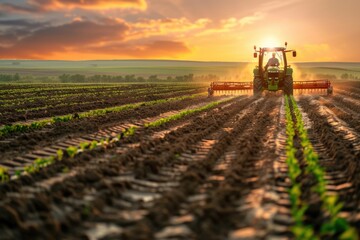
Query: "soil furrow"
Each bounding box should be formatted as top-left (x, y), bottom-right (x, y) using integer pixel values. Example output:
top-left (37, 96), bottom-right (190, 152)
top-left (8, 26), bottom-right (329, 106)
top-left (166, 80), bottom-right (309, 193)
top-left (151, 97), bottom-right (280, 240)
top-left (112, 97), bottom-right (275, 240)
top-left (298, 96), bottom-right (360, 230)
top-left (0, 95), bottom-right (222, 159)
top-left (0, 96), bottom-right (236, 176)
top-left (0, 96), bottom-right (255, 239)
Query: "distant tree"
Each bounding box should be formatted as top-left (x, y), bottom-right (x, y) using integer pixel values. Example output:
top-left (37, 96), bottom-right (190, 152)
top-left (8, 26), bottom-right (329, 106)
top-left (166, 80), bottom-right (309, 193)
top-left (341, 73), bottom-right (349, 80)
top-left (13, 73), bottom-right (20, 81)
top-left (149, 75), bottom-right (158, 81)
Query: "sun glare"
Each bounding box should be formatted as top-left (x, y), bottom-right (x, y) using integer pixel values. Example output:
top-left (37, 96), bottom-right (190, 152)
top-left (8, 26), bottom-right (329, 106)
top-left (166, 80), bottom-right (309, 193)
top-left (260, 37), bottom-right (281, 48)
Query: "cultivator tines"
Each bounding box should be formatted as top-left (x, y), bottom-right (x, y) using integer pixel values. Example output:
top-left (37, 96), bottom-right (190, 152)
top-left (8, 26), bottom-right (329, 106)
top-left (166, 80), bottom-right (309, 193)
top-left (210, 82), bottom-right (253, 95)
top-left (293, 80), bottom-right (333, 94)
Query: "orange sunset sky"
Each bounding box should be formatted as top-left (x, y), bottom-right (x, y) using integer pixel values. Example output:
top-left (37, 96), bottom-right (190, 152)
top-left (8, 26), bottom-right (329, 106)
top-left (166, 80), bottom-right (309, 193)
top-left (0, 0), bottom-right (359, 62)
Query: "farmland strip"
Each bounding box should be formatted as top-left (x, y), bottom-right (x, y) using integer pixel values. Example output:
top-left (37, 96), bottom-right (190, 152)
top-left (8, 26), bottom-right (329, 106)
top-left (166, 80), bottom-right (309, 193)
top-left (0, 96), bottom-right (255, 239)
top-left (1, 97), bottom-right (236, 180)
top-left (0, 93), bottom-right (204, 137)
top-left (298, 96), bottom-right (360, 231)
top-left (285, 95), bottom-right (358, 238)
top-left (149, 97), bottom-right (279, 240)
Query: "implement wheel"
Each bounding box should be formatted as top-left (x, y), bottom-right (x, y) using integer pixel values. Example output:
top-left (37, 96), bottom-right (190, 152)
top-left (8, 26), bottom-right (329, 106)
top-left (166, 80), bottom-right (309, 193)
top-left (253, 78), bottom-right (262, 96)
top-left (327, 86), bottom-right (333, 95)
top-left (284, 76), bottom-right (293, 95)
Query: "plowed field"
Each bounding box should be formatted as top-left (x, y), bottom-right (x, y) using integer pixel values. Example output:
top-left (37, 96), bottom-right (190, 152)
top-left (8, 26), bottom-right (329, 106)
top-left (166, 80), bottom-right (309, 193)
top-left (0, 82), bottom-right (359, 239)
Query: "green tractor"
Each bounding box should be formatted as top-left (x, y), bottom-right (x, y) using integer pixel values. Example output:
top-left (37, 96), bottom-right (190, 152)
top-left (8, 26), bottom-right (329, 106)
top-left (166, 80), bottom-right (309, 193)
top-left (253, 42), bottom-right (296, 95)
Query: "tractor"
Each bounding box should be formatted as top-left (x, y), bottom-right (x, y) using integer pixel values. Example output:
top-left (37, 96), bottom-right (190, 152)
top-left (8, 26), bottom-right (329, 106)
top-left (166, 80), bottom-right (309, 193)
top-left (209, 42), bottom-right (333, 96)
top-left (253, 42), bottom-right (295, 95)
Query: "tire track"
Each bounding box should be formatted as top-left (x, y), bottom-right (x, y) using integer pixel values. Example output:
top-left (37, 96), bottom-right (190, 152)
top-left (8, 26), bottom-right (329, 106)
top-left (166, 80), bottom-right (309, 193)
top-left (114, 97), bottom-right (277, 240)
top-left (150, 97), bottom-right (281, 240)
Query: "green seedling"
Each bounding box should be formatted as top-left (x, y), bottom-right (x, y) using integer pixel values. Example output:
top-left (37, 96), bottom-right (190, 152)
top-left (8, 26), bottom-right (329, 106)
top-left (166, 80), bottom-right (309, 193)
top-left (57, 149), bottom-right (64, 161)
top-left (66, 146), bottom-right (78, 158)
top-left (79, 142), bottom-right (90, 151)
top-left (0, 167), bottom-right (10, 182)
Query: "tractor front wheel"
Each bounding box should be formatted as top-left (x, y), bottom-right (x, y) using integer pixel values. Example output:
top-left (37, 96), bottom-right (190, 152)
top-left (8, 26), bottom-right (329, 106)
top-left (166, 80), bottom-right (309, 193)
top-left (284, 76), bottom-right (293, 95)
top-left (253, 78), bottom-right (262, 96)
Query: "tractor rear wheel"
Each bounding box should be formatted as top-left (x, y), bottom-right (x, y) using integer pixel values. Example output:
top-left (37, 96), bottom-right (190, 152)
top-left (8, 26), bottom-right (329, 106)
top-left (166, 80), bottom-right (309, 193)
top-left (253, 78), bottom-right (262, 96)
top-left (284, 76), bottom-right (293, 95)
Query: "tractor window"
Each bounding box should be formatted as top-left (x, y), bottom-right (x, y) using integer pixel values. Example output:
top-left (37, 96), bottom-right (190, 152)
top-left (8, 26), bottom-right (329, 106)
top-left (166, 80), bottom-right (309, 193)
top-left (264, 51), bottom-right (284, 69)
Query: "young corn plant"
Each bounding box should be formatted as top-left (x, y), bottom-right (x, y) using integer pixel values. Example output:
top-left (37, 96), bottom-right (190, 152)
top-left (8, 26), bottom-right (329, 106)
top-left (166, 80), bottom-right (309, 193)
top-left (66, 146), bottom-right (78, 158)
top-left (57, 149), bottom-right (64, 161)
top-left (284, 96), bottom-right (316, 239)
top-left (0, 167), bottom-right (10, 182)
top-left (145, 101), bottom-right (222, 128)
top-left (290, 96), bottom-right (358, 239)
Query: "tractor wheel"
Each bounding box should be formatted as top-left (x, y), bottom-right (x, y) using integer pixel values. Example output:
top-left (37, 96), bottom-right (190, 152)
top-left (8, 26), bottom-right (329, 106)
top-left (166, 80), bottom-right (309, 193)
top-left (253, 78), bottom-right (262, 96)
top-left (327, 86), bottom-right (333, 95)
top-left (284, 76), bottom-right (293, 95)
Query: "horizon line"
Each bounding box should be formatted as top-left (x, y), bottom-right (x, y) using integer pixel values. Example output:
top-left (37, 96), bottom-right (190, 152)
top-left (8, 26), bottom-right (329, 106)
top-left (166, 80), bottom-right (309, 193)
top-left (0, 59), bottom-right (359, 64)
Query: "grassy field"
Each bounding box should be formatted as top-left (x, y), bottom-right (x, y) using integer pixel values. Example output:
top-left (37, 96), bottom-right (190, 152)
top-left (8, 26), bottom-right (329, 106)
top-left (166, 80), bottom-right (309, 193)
top-left (0, 60), bottom-right (359, 81)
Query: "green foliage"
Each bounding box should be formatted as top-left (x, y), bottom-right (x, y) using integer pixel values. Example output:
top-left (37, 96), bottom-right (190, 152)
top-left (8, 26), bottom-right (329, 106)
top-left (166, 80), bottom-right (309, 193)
top-left (145, 101), bottom-right (221, 128)
top-left (23, 156), bottom-right (55, 174)
top-left (0, 167), bottom-right (10, 182)
top-left (66, 146), bottom-right (78, 158)
top-left (292, 225), bottom-right (318, 240)
top-left (284, 95), bottom-right (313, 237)
top-left (53, 115), bottom-right (72, 123)
top-left (57, 149), bottom-right (64, 161)
top-left (287, 95), bottom-right (358, 239)
top-left (89, 141), bottom-right (98, 150)
top-left (79, 142), bottom-right (90, 151)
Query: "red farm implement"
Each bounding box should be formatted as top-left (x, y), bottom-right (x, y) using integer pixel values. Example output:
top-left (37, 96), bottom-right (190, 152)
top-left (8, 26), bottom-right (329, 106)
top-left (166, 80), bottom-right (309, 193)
top-left (209, 79), bottom-right (333, 95)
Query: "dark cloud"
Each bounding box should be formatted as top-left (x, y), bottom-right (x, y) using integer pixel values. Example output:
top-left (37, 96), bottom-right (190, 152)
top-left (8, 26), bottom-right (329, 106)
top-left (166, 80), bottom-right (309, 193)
top-left (0, 19), bottom-right (48, 29)
top-left (0, 0), bottom-right (147, 13)
top-left (0, 2), bottom-right (42, 13)
top-left (0, 16), bottom-right (190, 59)
top-left (0, 19), bottom-right (130, 58)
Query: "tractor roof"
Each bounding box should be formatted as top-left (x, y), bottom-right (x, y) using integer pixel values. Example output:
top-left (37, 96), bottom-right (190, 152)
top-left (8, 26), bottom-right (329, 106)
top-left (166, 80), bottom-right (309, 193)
top-left (261, 47), bottom-right (286, 51)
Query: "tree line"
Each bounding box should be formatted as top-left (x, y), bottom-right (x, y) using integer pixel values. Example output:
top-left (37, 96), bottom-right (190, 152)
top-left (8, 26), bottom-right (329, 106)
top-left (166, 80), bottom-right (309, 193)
top-left (58, 74), bottom-right (220, 83)
top-left (0, 73), bottom-right (20, 82)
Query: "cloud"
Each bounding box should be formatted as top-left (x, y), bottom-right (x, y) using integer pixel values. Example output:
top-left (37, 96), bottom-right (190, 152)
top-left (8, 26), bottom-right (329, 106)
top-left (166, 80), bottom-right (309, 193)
top-left (0, 2), bottom-right (40, 13)
top-left (0, 0), bottom-right (147, 13)
top-left (33, 0), bottom-right (147, 10)
top-left (197, 12), bottom-right (263, 37)
top-left (0, 19), bottom-right (129, 58)
top-left (0, 18), bottom-right (190, 59)
top-left (0, 19), bottom-right (48, 29)
top-left (128, 17), bottom-right (211, 40)
top-left (87, 40), bottom-right (190, 58)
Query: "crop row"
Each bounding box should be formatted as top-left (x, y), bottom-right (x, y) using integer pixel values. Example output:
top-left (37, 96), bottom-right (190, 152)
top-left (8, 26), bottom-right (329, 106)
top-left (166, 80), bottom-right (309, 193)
top-left (0, 98), bottom-right (229, 182)
top-left (0, 83), bottom-right (145, 95)
top-left (284, 95), bottom-right (357, 239)
top-left (0, 85), bottom-right (202, 106)
top-left (0, 84), bottom-right (201, 100)
top-left (0, 93), bottom-right (204, 137)
top-left (0, 84), bottom-right (125, 97)
top-left (1, 88), bottom-right (202, 115)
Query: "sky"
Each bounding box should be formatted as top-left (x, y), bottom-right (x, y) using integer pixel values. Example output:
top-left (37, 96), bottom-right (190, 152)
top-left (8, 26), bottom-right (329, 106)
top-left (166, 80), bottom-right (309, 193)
top-left (0, 0), bottom-right (359, 62)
